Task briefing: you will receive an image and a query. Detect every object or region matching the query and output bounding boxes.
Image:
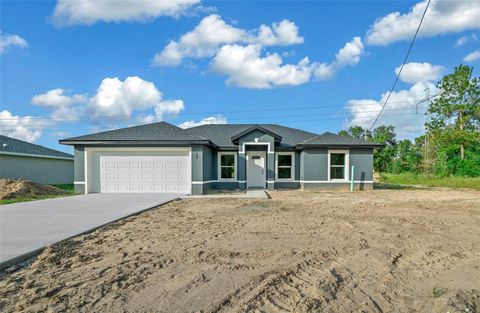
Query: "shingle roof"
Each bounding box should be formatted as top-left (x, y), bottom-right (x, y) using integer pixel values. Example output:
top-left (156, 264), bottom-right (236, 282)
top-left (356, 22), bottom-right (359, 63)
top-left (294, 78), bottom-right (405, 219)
top-left (59, 122), bottom-right (383, 149)
top-left (0, 135), bottom-right (73, 159)
top-left (60, 122), bottom-right (208, 143)
top-left (297, 132), bottom-right (384, 147)
top-left (184, 124), bottom-right (318, 148)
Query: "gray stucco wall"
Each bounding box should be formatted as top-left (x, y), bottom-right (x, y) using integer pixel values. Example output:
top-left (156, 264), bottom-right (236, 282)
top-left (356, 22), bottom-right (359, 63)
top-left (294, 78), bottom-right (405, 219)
top-left (73, 146), bottom-right (85, 193)
top-left (301, 148), bottom-right (329, 181)
top-left (0, 154), bottom-right (73, 185)
top-left (300, 148), bottom-right (374, 182)
top-left (349, 148), bottom-right (374, 181)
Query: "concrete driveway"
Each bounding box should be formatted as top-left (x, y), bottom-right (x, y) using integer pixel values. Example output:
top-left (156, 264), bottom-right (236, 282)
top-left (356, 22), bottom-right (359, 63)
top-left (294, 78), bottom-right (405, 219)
top-left (0, 193), bottom-right (182, 267)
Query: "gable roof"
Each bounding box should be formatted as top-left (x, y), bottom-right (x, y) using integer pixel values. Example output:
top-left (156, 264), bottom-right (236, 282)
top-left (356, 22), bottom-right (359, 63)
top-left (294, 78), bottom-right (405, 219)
top-left (184, 124), bottom-right (318, 148)
top-left (0, 135), bottom-right (73, 159)
top-left (60, 122), bottom-right (210, 144)
top-left (230, 125), bottom-right (283, 143)
top-left (59, 122), bottom-right (383, 149)
top-left (297, 132), bottom-right (385, 148)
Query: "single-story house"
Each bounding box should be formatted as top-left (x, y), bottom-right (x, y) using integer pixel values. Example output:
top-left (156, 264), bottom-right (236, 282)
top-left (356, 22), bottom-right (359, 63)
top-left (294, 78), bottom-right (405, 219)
top-left (0, 135), bottom-right (74, 184)
top-left (59, 122), bottom-right (383, 195)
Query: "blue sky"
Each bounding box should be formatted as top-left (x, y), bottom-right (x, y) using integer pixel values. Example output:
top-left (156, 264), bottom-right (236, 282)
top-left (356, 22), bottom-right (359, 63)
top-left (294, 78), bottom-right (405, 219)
top-left (1, 0), bottom-right (479, 153)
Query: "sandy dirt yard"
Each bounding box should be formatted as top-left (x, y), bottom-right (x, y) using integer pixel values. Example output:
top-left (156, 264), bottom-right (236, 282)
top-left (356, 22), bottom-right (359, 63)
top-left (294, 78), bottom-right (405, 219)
top-left (1, 189), bottom-right (479, 313)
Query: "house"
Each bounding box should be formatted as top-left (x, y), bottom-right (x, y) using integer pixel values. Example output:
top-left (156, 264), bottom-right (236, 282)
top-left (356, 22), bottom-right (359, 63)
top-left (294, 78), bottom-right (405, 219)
top-left (59, 122), bottom-right (383, 195)
top-left (0, 135), bottom-right (74, 184)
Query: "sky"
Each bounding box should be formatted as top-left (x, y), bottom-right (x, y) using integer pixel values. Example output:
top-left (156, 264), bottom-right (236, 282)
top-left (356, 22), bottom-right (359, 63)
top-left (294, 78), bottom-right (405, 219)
top-left (1, 0), bottom-right (479, 154)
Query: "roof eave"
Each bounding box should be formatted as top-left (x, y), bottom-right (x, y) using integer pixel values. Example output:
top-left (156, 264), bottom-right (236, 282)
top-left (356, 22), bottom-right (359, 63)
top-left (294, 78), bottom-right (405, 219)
top-left (59, 139), bottom-right (215, 147)
top-left (296, 143), bottom-right (385, 149)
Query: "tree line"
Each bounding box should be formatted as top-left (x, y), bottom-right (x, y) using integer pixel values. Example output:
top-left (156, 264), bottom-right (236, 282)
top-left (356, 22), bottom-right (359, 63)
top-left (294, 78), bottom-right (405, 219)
top-left (340, 65), bottom-right (480, 177)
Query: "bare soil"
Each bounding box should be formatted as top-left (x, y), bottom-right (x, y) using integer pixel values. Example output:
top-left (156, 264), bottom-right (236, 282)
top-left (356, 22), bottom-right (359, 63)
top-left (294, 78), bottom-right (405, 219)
top-left (1, 189), bottom-right (479, 312)
top-left (0, 179), bottom-right (66, 200)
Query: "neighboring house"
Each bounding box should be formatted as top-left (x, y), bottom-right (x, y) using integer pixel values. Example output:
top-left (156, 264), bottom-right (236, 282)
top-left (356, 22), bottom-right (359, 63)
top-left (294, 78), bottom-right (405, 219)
top-left (0, 135), bottom-right (74, 184)
top-left (59, 122), bottom-right (383, 195)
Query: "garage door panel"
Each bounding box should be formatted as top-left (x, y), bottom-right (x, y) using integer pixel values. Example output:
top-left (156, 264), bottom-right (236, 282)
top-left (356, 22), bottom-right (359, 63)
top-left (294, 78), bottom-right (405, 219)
top-left (95, 150), bottom-right (191, 194)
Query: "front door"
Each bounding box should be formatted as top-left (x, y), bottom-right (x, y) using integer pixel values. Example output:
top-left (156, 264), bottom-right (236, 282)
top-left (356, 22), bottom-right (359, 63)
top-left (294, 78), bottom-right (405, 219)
top-left (247, 151), bottom-right (266, 189)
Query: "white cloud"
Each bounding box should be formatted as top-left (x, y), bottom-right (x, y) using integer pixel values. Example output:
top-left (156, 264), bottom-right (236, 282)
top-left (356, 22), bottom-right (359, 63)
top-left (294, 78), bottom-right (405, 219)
top-left (89, 76), bottom-right (184, 120)
top-left (395, 62), bottom-right (445, 84)
top-left (366, 0), bottom-right (480, 46)
top-left (252, 19), bottom-right (304, 46)
top-left (454, 33), bottom-right (477, 47)
top-left (153, 14), bottom-right (245, 66)
top-left (178, 115), bottom-right (227, 128)
top-left (0, 110), bottom-right (46, 142)
top-left (53, 0), bottom-right (200, 25)
top-left (153, 14), bottom-right (304, 66)
top-left (211, 44), bottom-right (315, 89)
top-left (32, 88), bottom-right (86, 121)
top-left (314, 36), bottom-right (364, 80)
top-left (345, 81), bottom-right (437, 137)
top-left (32, 88), bottom-right (86, 108)
top-left (463, 49), bottom-right (480, 62)
top-left (0, 31), bottom-right (27, 54)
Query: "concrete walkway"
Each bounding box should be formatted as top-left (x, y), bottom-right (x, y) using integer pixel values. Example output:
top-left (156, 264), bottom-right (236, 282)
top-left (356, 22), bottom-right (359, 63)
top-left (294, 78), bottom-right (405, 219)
top-left (0, 193), bottom-right (182, 267)
top-left (187, 189), bottom-right (269, 199)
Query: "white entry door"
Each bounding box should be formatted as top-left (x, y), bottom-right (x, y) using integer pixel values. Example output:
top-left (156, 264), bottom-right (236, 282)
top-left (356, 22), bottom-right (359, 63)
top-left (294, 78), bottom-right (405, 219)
top-left (247, 151), bottom-right (266, 189)
top-left (94, 150), bottom-right (191, 194)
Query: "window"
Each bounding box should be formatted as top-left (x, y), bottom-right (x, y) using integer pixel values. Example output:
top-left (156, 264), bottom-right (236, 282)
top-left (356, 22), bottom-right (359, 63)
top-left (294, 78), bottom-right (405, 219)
top-left (219, 152), bottom-right (236, 180)
top-left (276, 152), bottom-right (294, 180)
top-left (328, 150), bottom-right (349, 181)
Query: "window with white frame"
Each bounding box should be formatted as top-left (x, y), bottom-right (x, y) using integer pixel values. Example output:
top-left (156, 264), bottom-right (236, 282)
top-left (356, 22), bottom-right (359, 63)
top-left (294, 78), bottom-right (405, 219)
top-left (219, 152), bottom-right (236, 180)
top-left (328, 150), bottom-right (349, 180)
top-left (276, 152), bottom-right (294, 180)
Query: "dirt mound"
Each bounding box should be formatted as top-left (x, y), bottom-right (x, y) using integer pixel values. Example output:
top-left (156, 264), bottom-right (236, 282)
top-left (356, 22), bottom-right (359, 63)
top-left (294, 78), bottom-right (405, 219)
top-left (0, 179), bottom-right (66, 200)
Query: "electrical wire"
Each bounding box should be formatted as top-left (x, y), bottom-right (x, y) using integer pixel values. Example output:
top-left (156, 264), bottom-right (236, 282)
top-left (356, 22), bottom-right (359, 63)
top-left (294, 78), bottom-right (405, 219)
top-left (368, 0), bottom-right (431, 131)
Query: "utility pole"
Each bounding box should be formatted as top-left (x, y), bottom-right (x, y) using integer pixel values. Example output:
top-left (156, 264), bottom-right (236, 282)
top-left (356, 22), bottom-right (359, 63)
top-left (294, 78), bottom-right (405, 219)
top-left (424, 88), bottom-right (430, 174)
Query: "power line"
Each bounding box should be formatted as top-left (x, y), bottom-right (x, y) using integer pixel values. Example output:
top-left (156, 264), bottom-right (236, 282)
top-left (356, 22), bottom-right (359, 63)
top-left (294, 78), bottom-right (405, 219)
top-left (0, 106), bottom-right (431, 129)
top-left (368, 0), bottom-right (431, 131)
top-left (0, 100), bottom-right (430, 124)
top-left (0, 111), bottom-right (430, 132)
top-left (0, 99), bottom-right (435, 122)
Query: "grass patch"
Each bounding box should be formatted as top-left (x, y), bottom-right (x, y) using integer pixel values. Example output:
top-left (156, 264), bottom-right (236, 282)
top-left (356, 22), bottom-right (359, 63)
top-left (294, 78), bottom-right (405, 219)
top-left (380, 173), bottom-right (480, 190)
top-left (52, 184), bottom-right (75, 194)
top-left (0, 183), bottom-right (75, 205)
top-left (0, 194), bottom-right (69, 205)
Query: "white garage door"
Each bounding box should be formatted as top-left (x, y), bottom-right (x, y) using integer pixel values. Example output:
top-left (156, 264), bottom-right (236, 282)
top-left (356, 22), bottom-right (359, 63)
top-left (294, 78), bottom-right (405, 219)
top-left (95, 150), bottom-right (191, 194)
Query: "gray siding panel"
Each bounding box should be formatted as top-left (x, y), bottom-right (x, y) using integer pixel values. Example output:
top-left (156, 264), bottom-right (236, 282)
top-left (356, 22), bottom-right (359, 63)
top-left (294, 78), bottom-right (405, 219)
top-left (191, 146), bottom-right (203, 182)
top-left (202, 147), bottom-right (215, 181)
top-left (350, 148), bottom-right (374, 181)
top-left (0, 154), bottom-right (73, 184)
top-left (74, 146), bottom-right (85, 182)
top-left (302, 148), bottom-right (328, 181)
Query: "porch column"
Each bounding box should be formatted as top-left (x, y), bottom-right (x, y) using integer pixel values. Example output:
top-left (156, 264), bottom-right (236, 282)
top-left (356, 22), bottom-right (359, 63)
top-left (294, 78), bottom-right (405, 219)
top-left (267, 152), bottom-right (275, 190)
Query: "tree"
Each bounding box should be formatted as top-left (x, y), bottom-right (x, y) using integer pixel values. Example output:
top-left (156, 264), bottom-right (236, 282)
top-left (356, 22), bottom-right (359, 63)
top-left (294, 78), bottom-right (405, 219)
top-left (427, 65), bottom-right (480, 160)
top-left (371, 125), bottom-right (397, 173)
top-left (339, 126), bottom-right (371, 140)
top-left (394, 139), bottom-right (422, 173)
